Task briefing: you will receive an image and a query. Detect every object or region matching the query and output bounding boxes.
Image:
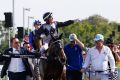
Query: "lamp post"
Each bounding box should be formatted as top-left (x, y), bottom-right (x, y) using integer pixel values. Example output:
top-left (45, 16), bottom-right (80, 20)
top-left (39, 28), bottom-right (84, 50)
top-left (23, 8), bottom-right (30, 36)
top-left (28, 16), bottom-right (34, 35)
top-left (12, 0), bottom-right (15, 37)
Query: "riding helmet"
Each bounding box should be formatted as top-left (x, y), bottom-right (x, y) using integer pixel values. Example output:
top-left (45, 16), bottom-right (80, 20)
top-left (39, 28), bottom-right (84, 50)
top-left (43, 12), bottom-right (52, 21)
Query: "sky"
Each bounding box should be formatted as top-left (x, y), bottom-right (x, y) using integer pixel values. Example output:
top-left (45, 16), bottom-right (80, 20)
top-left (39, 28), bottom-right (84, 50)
top-left (0, 0), bottom-right (120, 30)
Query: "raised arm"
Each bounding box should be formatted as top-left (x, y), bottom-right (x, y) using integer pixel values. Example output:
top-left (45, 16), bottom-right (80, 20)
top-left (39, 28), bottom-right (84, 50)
top-left (72, 33), bottom-right (85, 49)
top-left (56, 20), bottom-right (74, 28)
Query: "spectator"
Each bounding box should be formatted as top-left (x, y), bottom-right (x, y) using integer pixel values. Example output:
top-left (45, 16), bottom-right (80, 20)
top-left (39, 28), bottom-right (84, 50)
top-left (82, 51), bottom-right (87, 63)
top-left (0, 37), bottom-right (33, 80)
top-left (64, 33), bottom-right (84, 80)
top-left (23, 42), bottom-right (35, 80)
top-left (81, 34), bottom-right (115, 80)
top-left (21, 35), bottom-right (29, 47)
top-left (23, 42), bottom-right (31, 52)
top-left (108, 43), bottom-right (120, 80)
top-left (82, 51), bottom-right (89, 80)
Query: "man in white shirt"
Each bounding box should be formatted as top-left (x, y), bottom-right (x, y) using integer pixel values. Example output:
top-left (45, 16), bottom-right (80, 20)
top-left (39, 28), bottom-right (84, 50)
top-left (81, 34), bottom-right (115, 80)
top-left (0, 37), bottom-right (33, 80)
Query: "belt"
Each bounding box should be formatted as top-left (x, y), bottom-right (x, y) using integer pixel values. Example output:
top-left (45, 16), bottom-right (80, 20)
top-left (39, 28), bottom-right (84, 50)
top-left (8, 71), bottom-right (26, 74)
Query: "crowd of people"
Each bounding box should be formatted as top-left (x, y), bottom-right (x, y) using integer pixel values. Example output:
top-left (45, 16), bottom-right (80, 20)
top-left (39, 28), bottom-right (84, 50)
top-left (0, 12), bottom-right (120, 80)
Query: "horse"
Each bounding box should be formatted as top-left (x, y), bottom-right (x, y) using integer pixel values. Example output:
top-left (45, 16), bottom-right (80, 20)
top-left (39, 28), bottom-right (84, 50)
top-left (39, 33), bottom-right (66, 80)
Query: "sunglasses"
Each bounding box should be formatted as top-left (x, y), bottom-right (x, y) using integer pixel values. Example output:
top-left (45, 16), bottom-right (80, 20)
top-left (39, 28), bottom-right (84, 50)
top-left (15, 42), bottom-right (20, 44)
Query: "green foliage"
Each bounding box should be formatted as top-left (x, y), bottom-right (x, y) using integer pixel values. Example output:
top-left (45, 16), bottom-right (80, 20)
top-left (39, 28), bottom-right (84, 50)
top-left (0, 14), bottom-right (120, 50)
top-left (59, 15), bottom-right (120, 47)
top-left (0, 39), bottom-right (9, 53)
top-left (0, 32), bottom-right (9, 53)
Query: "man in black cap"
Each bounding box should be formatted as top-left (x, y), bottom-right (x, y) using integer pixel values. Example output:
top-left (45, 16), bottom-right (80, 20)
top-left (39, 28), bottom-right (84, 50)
top-left (37, 12), bottom-right (80, 54)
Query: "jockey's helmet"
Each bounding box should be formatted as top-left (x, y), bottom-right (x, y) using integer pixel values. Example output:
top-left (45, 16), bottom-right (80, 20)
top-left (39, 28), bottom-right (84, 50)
top-left (43, 12), bottom-right (52, 21)
top-left (33, 20), bottom-right (41, 26)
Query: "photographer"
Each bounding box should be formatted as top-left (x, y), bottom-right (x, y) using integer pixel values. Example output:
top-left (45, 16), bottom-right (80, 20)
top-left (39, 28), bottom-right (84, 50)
top-left (106, 38), bottom-right (120, 80)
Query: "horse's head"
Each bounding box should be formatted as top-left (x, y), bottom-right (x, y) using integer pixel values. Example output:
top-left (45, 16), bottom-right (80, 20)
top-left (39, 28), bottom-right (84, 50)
top-left (48, 33), bottom-right (66, 63)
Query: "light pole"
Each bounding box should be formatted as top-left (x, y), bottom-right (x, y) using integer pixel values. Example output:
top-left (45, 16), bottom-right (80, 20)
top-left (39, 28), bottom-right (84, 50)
top-left (28, 16), bottom-right (34, 35)
top-left (12, 0), bottom-right (15, 37)
top-left (23, 8), bottom-right (30, 36)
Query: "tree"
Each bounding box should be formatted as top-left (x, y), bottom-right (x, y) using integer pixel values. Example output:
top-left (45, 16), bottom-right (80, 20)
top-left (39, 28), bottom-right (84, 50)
top-left (59, 14), bottom-right (120, 47)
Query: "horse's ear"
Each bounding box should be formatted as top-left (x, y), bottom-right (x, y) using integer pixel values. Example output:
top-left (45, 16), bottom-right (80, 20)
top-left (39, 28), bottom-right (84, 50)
top-left (58, 33), bottom-right (63, 39)
top-left (50, 34), bottom-right (55, 40)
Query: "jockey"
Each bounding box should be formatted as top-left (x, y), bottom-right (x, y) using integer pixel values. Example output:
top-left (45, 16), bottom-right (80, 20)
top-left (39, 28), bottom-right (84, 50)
top-left (29, 20), bottom-right (41, 50)
top-left (37, 12), bottom-right (79, 55)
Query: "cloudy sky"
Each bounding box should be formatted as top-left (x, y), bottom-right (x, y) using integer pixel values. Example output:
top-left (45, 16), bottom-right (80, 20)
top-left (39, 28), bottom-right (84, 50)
top-left (0, 0), bottom-right (120, 29)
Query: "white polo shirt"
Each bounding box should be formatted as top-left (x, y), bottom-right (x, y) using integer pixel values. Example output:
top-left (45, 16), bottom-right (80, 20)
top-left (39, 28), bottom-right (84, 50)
top-left (8, 48), bottom-right (25, 72)
top-left (83, 45), bottom-right (115, 72)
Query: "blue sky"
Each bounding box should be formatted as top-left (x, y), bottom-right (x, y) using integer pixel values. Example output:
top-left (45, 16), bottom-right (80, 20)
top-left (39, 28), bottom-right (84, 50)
top-left (0, 0), bottom-right (120, 29)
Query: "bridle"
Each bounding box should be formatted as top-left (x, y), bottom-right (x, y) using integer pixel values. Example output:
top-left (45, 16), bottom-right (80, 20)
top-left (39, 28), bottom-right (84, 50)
top-left (47, 39), bottom-right (64, 62)
top-left (49, 39), bottom-right (63, 48)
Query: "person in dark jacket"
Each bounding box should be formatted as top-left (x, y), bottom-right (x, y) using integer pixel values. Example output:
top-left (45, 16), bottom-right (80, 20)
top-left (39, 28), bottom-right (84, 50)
top-left (0, 37), bottom-right (34, 80)
top-left (37, 12), bottom-right (80, 54)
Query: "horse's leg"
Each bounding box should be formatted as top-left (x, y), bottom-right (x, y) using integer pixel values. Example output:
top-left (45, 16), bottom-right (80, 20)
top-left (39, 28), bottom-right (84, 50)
top-left (61, 71), bottom-right (66, 80)
top-left (34, 59), bottom-right (41, 80)
top-left (61, 65), bottom-right (67, 80)
top-left (54, 76), bottom-right (62, 80)
top-left (60, 49), bottom-right (66, 63)
top-left (57, 71), bottom-right (66, 80)
top-left (43, 77), bottom-right (51, 80)
top-left (39, 59), bottom-right (47, 80)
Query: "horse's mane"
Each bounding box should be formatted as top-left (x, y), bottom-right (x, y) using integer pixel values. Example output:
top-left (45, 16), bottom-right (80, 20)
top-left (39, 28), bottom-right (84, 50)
top-left (33, 32), bottom-right (43, 51)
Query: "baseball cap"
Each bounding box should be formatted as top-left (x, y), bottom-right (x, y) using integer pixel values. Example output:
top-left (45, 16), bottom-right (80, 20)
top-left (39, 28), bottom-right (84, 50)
top-left (69, 33), bottom-right (77, 41)
top-left (94, 34), bottom-right (104, 41)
